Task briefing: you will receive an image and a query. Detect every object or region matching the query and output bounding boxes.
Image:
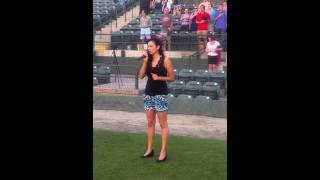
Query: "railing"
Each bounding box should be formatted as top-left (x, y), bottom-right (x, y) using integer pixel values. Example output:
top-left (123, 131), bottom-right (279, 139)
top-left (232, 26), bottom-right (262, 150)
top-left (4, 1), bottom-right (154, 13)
top-left (94, 31), bottom-right (227, 51)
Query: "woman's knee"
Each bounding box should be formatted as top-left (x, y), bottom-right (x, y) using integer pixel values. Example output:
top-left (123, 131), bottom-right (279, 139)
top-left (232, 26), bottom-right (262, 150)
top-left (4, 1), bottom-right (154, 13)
top-left (147, 119), bottom-right (155, 127)
top-left (158, 119), bottom-right (168, 129)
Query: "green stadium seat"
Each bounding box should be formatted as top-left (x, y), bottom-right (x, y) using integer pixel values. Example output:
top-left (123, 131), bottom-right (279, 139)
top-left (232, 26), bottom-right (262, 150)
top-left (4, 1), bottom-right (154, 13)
top-left (207, 71), bottom-right (226, 89)
top-left (178, 69), bottom-right (194, 82)
top-left (201, 82), bottom-right (220, 100)
top-left (194, 69), bottom-right (209, 84)
top-left (168, 80), bottom-right (185, 97)
top-left (184, 81), bottom-right (202, 97)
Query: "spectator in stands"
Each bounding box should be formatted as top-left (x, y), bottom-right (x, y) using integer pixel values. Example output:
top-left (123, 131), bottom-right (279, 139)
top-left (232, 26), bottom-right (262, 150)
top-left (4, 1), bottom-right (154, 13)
top-left (177, 0), bottom-right (184, 6)
top-left (199, 0), bottom-right (211, 11)
top-left (189, 6), bottom-right (198, 32)
top-left (155, 0), bottom-right (163, 14)
top-left (140, 10), bottom-right (152, 43)
top-left (161, 0), bottom-right (167, 12)
top-left (214, 4), bottom-right (227, 49)
top-left (223, 1), bottom-right (227, 12)
top-left (168, 0), bottom-right (174, 12)
top-left (139, 37), bottom-right (175, 162)
top-left (174, 0), bottom-right (183, 9)
top-left (150, 0), bottom-right (155, 11)
top-left (162, 0), bottom-right (173, 13)
top-left (173, 0), bottom-right (177, 5)
top-left (205, 34), bottom-right (222, 72)
top-left (180, 8), bottom-right (190, 32)
top-left (222, 1), bottom-right (227, 33)
top-left (159, 7), bottom-right (173, 50)
top-left (172, 5), bottom-right (181, 17)
top-left (196, 4), bottom-right (210, 54)
top-left (207, 3), bottom-right (216, 32)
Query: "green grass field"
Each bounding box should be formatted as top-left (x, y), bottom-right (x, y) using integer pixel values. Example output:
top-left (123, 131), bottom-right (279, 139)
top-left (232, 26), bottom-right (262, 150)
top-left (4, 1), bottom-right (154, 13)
top-left (94, 130), bottom-right (226, 180)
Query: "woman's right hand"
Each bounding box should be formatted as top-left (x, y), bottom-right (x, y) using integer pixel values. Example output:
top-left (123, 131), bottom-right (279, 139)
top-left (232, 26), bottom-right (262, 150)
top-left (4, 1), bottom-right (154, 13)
top-left (142, 52), bottom-right (148, 63)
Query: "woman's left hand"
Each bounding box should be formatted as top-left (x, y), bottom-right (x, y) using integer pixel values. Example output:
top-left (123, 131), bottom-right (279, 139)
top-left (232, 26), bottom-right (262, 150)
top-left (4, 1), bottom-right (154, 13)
top-left (151, 73), bottom-right (159, 80)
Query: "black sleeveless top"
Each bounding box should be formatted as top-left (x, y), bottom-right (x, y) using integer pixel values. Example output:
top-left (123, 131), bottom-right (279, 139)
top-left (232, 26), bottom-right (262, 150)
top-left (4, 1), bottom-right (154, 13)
top-left (145, 56), bottom-right (168, 96)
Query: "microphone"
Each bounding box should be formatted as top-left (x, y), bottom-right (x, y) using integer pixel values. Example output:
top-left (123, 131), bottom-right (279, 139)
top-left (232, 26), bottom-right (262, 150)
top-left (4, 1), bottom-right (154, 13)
top-left (137, 54), bottom-right (147, 61)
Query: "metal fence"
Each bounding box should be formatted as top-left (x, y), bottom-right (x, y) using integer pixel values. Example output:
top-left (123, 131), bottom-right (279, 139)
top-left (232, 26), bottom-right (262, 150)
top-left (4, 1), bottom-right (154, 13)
top-left (94, 31), bottom-right (227, 55)
top-left (93, 59), bottom-right (227, 97)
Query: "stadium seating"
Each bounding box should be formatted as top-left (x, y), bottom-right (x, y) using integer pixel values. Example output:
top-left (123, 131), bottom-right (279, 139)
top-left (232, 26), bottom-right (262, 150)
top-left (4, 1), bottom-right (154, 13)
top-left (168, 80), bottom-right (185, 97)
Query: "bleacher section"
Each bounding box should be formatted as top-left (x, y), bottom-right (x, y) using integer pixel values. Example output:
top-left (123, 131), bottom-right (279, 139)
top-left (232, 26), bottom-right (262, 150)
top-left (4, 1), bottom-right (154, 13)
top-left (93, 0), bottom-right (139, 33)
top-left (93, 62), bottom-right (227, 99)
top-left (109, 2), bottom-right (227, 51)
top-left (168, 69), bottom-right (226, 99)
top-left (93, 1), bottom-right (227, 96)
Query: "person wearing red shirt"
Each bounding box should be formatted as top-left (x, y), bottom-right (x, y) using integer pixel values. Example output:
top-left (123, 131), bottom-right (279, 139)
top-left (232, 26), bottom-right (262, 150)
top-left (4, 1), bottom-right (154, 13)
top-left (196, 4), bottom-right (210, 55)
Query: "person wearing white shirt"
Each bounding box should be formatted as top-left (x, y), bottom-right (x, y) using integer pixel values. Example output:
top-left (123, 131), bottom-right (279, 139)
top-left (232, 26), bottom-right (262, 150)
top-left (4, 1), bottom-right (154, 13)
top-left (205, 34), bottom-right (222, 72)
top-left (162, 0), bottom-right (173, 12)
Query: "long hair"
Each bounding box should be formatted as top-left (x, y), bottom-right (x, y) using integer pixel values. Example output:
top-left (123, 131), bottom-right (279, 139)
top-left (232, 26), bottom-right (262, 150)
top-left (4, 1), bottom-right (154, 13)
top-left (146, 38), bottom-right (165, 64)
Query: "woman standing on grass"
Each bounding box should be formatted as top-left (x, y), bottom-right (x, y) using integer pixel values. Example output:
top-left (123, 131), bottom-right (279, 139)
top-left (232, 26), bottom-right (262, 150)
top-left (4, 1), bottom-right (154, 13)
top-left (139, 37), bottom-right (175, 162)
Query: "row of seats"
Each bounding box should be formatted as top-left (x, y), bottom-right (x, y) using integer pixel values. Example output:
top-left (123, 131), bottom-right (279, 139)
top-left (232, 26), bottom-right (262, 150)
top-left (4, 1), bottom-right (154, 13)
top-left (94, 0), bottom-right (137, 13)
top-left (120, 25), bottom-right (181, 33)
top-left (94, 14), bottom-right (113, 28)
top-left (93, 65), bottom-right (111, 85)
top-left (93, 4), bottom-right (124, 15)
top-left (126, 16), bottom-right (181, 27)
top-left (168, 94), bottom-right (221, 101)
top-left (93, 0), bottom-right (139, 32)
top-left (93, 0), bottom-right (131, 5)
top-left (92, 65), bottom-right (226, 99)
top-left (93, 3), bottom-right (113, 7)
top-left (111, 29), bottom-right (226, 50)
top-left (168, 80), bottom-right (221, 99)
top-left (110, 31), bottom-right (200, 50)
top-left (111, 31), bottom-right (141, 50)
top-left (174, 69), bottom-right (226, 89)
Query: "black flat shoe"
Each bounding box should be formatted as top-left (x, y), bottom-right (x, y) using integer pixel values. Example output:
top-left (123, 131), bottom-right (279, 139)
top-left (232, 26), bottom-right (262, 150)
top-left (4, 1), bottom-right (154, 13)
top-left (140, 149), bottom-right (154, 158)
top-left (156, 153), bottom-right (168, 162)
